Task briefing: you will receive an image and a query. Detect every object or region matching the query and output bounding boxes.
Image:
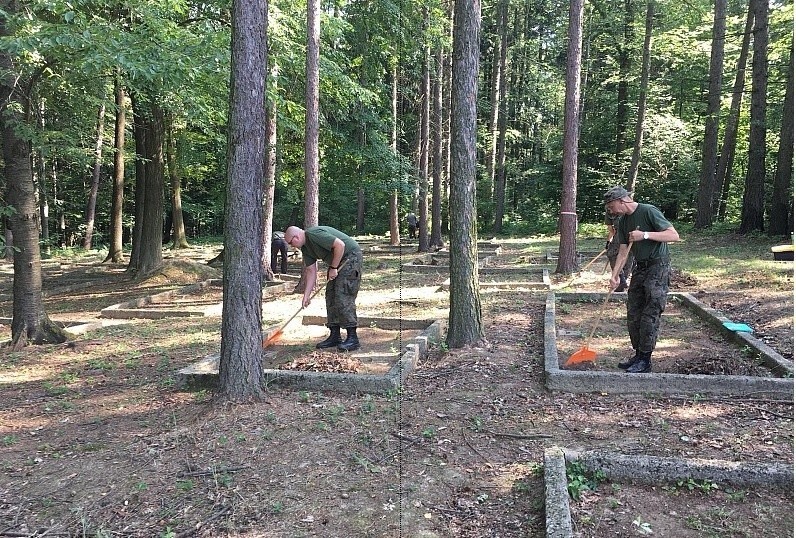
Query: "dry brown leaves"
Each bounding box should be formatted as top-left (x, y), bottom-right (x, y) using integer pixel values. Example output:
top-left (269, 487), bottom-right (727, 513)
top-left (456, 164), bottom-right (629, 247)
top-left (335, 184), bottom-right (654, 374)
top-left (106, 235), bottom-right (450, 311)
top-left (278, 350), bottom-right (364, 373)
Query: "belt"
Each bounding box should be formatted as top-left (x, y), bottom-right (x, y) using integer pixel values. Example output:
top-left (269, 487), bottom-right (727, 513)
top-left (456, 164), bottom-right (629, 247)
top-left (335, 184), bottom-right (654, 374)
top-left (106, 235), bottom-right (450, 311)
top-left (635, 257), bottom-right (668, 270)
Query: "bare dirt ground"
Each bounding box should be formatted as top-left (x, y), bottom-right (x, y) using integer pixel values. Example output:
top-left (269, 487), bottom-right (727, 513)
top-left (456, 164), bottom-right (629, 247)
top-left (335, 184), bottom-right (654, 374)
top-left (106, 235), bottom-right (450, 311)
top-left (0, 237), bottom-right (792, 537)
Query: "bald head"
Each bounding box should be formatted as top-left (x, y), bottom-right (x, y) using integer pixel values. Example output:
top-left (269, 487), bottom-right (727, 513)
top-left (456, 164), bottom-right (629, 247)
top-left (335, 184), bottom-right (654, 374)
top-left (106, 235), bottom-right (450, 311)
top-left (284, 226), bottom-right (305, 248)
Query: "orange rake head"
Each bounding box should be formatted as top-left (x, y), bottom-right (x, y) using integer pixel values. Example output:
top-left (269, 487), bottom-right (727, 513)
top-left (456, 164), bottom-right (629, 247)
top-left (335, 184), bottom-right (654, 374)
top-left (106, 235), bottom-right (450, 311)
top-left (263, 328), bottom-right (284, 348)
top-left (564, 345), bottom-right (597, 367)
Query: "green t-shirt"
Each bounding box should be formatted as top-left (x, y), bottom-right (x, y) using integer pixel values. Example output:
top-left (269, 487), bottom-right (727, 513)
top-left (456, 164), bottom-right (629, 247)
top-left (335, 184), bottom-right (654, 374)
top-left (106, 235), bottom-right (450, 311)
top-left (301, 226), bottom-right (360, 266)
top-left (615, 203), bottom-right (672, 262)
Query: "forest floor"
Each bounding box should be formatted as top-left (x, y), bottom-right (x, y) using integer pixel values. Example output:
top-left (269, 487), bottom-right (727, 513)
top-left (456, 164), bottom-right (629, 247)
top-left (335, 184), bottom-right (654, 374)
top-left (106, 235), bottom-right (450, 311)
top-left (0, 232), bottom-right (793, 537)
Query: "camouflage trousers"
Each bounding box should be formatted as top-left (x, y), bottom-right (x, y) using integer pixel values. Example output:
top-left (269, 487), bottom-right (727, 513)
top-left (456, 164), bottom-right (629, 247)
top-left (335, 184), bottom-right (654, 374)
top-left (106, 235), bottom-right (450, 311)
top-left (626, 259), bottom-right (670, 353)
top-left (326, 249), bottom-right (363, 328)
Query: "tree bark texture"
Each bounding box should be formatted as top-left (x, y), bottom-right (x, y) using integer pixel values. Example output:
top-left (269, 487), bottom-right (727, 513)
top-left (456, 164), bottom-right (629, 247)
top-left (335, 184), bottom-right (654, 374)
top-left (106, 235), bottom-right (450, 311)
top-left (83, 97), bottom-right (106, 250)
top-left (262, 68), bottom-right (278, 280)
top-left (105, 76), bottom-right (126, 263)
top-left (717, 8), bottom-right (753, 221)
top-left (304, 0), bottom-right (320, 229)
top-left (492, 0), bottom-right (509, 235)
top-left (738, 0), bottom-right (767, 234)
top-left (0, 0), bottom-right (67, 348)
top-left (447, 0), bottom-right (483, 349)
top-left (431, 46), bottom-right (444, 248)
top-left (418, 16), bottom-right (431, 253)
top-left (556, 0), bottom-right (583, 276)
top-left (219, 0), bottom-right (267, 401)
top-left (36, 100), bottom-right (50, 256)
top-left (695, 0), bottom-right (727, 229)
top-left (626, 0), bottom-right (654, 193)
top-left (128, 98), bottom-right (165, 277)
top-left (615, 0), bottom-right (634, 156)
top-left (768, 42), bottom-right (793, 236)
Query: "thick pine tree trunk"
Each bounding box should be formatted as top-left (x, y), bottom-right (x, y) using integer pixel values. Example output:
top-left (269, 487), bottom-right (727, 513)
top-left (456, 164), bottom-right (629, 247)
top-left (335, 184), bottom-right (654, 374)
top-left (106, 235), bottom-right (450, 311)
top-left (219, 0), bottom-right (267, 401)
top-left (738, 0), bottom-right (768, 234)
top-left (447, 0), bottom-right (483, 349)
top-left (556, 0), bottom-right (584, 277)
top-left (695, 0), bottom-right (726, 229)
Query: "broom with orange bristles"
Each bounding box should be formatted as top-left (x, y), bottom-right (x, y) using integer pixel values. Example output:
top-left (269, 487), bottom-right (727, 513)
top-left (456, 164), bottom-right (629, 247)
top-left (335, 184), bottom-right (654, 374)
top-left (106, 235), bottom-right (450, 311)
top-left (263, 260), bottom-right (346, 348)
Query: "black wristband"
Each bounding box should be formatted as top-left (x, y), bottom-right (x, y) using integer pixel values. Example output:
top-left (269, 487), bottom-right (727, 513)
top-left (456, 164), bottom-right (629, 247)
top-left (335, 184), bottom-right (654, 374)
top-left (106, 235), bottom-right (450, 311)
top-left (329, 265), bottom-right (339, 270)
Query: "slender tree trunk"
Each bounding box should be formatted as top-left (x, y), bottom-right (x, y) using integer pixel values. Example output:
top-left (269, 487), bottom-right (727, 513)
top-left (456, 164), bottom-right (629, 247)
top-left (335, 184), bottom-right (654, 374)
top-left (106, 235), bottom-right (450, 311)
top-left (492, 0), bottom-right (509, 235)
top-left (447, 0), bottom-right (483, 349)
top-left (768, 42), bottom-right (793, 236)
top-left (0, 0), bottom-right (67, 348)
top-left (616, 0), bottom-right (633, 156)
top-left (36, 99), bottom-right (50, 257)
top-left (83, 96), bottom-right (106, 250)
top-left (441, 0), bottom-right (453, 237)
top-left (356, 187), bottom-right (365, 233)
top-left (485, 1), bottom-right (504, 197)
top-left (556, 0), bottom-right (584, 276)
top-left (165, 114), bottom-right (189, 249)
top-left (417, 16), bottom-right (431, 253)
top-left (389, 66), bottom-right (400, 246)
top-left (304, 0), bottom-right (320, 229)
top-left (262, 63), bottom-right (278, 281)
top-left (105, 76), bottom-right (126, 263)
top-left (695, 0), bottom-right (727, 229)
top-left (219, 0), bottom-right (267, 401)
top-left (717, 8), bottom-right (753, 221)
top-left (738, 0), bottom-right (768, 234)
top-left (431, 46), bottom-right (444, 248)
top-left (626, 0), bottom-right (654, 193)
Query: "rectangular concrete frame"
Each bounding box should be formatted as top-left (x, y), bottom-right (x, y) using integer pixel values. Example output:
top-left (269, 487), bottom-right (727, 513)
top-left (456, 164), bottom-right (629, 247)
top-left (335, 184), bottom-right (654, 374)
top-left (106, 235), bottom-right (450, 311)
top-left (180, 317), bottom-right (443, 394)
top-left (544, 446), bottom-right (793, 538)
top-left (545, 292), bottom-right (794, 398)
top-left (100, 279), bottom-right (292, 319)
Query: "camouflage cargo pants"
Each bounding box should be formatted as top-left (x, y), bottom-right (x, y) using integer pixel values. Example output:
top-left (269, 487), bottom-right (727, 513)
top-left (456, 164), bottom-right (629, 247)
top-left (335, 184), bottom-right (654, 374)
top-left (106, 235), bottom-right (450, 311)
top-left (626, 260), bottom-right (670, 353)
top-left (326, 249), bottom-right (363, 328)
top-left (606, 237), bottom-right (635, 276)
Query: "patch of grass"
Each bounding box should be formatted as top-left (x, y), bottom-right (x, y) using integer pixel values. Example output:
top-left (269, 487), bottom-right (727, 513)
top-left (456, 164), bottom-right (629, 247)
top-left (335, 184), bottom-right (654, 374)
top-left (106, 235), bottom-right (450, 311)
top-left (176, 479), bottom-right (194, 492)
top-left (42, 381), bottom-right (70, 396)
top-left (87, 358), bottom-right (115, 371)
top-left (566, 461), bottom-right (606, 501)
top-left (2, 435), bottom-right (17, 447)
top-left (421, 426), bottom-right (437, 440)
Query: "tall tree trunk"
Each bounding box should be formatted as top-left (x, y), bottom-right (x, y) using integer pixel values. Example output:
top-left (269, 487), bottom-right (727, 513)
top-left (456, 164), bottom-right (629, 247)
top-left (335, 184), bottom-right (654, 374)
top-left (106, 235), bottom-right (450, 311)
top-left (447, 0), bottom-right (483, 349)
top-left (165, 114), bottom-right (189, 249)
top-left (0, 0), bottom-right (67, 348)
top-left (36, 99), bottom-right (50, 257)
top-left (615, 0), bottom-right (633, 156)
top-left (389, 66), bottom-right (400, 246)
top-left (441, 0), bottom-right (454, 238)
top-left (556, 0), bottom-right (584, 276)
top-left (105, 76), bottom-right (126, 263)
top-left (485, 1), bottom-right (505, 197)
top-left (417, 16), bottom-right (431, 253)
top-left (695, 0), bottom-right (727, 229)
top-left (356, 187), bottom-right (365, 233)
top-left (768, 42), bottom-right (793, 236)
top-left (262, 63), bottom-right (278, 281)
top-left (219, 0), bottom-right (267, 401)
top-left (626, 0), bottom-right (654, 193)
top-left (492, 0), bottom-right (509, 235)
top-left (304, 0), bottom-right (320, 229)
top-left (431, 46), bottom-right (444, 248)
top-left (127, 96), bottom-right (165, 277)
top-left (83, 95), bottom-right (106, 250)
top-left (738, 0), bottom-right (768, 234)
top-left (717, 8), bottom-right (753, 221)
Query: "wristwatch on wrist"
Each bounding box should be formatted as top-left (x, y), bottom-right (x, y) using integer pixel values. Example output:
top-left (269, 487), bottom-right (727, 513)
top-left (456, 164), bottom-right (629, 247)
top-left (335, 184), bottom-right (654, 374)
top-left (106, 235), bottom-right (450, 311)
top-left (643, 231), bottom-right (649, 240)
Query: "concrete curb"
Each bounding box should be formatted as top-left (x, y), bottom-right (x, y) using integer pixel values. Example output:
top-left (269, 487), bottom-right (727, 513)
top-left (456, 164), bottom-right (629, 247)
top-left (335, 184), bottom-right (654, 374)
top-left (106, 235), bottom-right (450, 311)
top-left (544, 447), bottom-right (573, 538)
top-left (545, 293), bottom-right (794, 399)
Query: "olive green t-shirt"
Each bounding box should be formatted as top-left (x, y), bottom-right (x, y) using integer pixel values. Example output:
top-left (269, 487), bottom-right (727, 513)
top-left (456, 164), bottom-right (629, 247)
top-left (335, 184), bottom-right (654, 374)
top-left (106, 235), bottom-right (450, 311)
top-left (614, 203), bottom-right (672, 262)
top-left (301, 226), bottom-right (360, 266)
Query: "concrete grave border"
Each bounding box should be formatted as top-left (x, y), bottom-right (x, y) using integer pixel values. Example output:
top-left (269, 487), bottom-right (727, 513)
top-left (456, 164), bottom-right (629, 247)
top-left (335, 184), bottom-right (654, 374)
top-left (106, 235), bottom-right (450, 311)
top-left (100, 279), bottom-right (293, 319)
top-left (544, 446), bottom-right (793, 538)
top-left (545, 292), bottom-right (794, 398)
top-left (178, 316), bottom-right (444, 394)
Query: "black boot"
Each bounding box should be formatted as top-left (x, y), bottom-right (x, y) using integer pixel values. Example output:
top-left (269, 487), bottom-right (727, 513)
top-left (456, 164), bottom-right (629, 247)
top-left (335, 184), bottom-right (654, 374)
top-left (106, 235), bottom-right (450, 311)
top-left (337, 327), bottom-right (360, 352)
top-left (617, 351), bottom-right (640, 370)
top-left (626, 351), bottom-right (652, 373)
top-left (316, 326), bottom-right (342, 349)
top-left (616, 272), bottom-right (628, 292)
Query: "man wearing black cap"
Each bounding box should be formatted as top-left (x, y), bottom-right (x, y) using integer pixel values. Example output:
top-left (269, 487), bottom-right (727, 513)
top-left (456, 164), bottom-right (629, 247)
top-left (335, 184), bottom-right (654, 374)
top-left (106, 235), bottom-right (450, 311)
top-left (603, 186), bottom-right (680, 373)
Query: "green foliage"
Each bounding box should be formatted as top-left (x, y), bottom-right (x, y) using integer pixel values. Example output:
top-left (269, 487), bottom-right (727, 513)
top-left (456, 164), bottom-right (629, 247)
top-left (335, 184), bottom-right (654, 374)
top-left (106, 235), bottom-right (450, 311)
top-left (566, 461), bottom-right (606, 501)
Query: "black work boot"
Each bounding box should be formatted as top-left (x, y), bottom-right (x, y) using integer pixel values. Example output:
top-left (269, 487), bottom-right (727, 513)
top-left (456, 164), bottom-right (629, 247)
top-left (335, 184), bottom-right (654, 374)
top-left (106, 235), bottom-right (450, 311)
top-left (626, 351), bottom-right (652, 373)
top-left (616, 273), bottom-right (628, 292)
top-left (316, 326), bottom-right (342, 349)
top-left (337, 327), bottom-right (360, 352)
top-left (617, 350), bottom-right (640, 370)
